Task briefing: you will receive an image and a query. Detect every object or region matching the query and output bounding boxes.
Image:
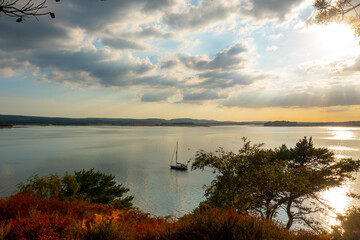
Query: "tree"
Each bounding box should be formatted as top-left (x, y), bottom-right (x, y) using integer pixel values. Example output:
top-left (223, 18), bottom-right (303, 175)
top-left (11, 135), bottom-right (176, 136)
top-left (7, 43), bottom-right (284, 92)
top-left (192, 137), bottom-right (360, 231)
top-left (331, 207), bottom-right (360, 239)
top-left (18, 169), bottom-right (133, 208)
top-left (18, 172), bottom-right (79, 199)
top-left (0, 0), bottom-right (59, 22)
top-left (313, 0), bottom-right (360, 36)
top-left (74, 168), bottom-right (133, 208)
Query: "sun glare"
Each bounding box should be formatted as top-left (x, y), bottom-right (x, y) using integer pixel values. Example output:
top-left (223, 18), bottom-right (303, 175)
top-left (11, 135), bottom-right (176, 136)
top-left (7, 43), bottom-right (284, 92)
top-left (310, 23), bottom-right (360, 59)
top-left (322, 185), bottom-right (351, 228)
top-left (327, 127), bottom-right (356, 140)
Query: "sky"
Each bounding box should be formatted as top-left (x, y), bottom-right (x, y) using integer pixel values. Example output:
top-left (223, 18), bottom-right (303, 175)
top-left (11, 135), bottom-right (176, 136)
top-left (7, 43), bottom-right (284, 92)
top-left (1, 0), bottom-right (360, 121)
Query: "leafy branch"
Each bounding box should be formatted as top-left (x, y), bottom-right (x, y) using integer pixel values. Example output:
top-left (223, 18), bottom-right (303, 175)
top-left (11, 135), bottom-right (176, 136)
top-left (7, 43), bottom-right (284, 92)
top-left (313, 0), bottom-right (360, 36)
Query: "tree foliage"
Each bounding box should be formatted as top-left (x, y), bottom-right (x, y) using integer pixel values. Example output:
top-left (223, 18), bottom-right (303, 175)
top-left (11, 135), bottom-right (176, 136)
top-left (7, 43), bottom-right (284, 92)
top-left (18, 168), bottom-right (133, 208)
top-left (332, 207), bottom-right (360, 239)
top-left (74, 168), bottom-right (133, 207)
top-left (192, 137), bottom-right (360, 231)
top-left (313, 0), bottom-right (360, 36)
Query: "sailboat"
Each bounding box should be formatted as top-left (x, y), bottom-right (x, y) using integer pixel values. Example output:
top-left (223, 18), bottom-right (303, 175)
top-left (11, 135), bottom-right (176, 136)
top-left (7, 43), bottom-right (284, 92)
top-left (170, 142), bottom-right (189, 170)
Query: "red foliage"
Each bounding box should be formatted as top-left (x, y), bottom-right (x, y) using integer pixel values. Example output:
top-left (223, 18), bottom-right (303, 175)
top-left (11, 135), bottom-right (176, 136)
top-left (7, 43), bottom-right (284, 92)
top-left (0, 194), bottom-right (112, 221)
top-left (0, 194), bottom-right (328, 240)
top-left (5, 214), bottom-right (76, 240)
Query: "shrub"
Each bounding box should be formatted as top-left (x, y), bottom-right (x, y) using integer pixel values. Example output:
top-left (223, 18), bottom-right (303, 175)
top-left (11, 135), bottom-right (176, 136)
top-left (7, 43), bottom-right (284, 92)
top-left (17, 169), bottom-right (133, 208)
top-left (164, 207), bottom-right (330, 240)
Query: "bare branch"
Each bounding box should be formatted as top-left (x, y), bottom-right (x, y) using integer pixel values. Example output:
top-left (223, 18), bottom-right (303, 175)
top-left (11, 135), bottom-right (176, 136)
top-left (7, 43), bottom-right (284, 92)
top-left (0, 0), bottom-right (59, 22)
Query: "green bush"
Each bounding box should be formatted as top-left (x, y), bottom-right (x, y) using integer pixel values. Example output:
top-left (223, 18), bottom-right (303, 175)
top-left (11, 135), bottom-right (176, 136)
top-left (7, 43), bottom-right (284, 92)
top-left (18, 169), bottom-right (133, 208)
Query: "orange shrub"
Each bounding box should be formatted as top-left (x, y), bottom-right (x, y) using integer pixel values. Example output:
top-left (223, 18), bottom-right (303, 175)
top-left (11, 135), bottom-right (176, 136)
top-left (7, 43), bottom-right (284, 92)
top-left (163, 207), bottom-right (330, 240)
top-left (0, 194), bottom-right (331, 240)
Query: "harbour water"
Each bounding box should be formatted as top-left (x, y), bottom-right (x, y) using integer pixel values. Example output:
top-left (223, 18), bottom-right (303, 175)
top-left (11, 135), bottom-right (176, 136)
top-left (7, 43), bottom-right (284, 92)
top-left (1, 125), bottom-right (359, 227)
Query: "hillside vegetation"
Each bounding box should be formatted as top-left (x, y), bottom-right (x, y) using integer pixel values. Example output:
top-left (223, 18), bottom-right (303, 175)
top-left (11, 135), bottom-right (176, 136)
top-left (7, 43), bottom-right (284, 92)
top-left (0, 194), bottom-right (329, 240)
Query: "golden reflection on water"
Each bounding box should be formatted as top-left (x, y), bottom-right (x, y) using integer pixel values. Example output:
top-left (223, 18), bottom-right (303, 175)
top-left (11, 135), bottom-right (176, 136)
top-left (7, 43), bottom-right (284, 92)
top-left (321, 185), bottom-right (351, 228)
top-left (322, 127), bottom-right (356, 228)
top-left (334, 154), bottom-right (350, 159)
top-left (329, 146), bottom-right (355, 151)
top-left (328, 127), bottom-right (356, 140)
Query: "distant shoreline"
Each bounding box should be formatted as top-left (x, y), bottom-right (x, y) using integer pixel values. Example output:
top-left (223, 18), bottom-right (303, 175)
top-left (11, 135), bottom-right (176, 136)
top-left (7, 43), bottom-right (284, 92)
top-left (264, 121), bottom-right (360, 127)
top-left (1, 115), bottom-right (359, 127)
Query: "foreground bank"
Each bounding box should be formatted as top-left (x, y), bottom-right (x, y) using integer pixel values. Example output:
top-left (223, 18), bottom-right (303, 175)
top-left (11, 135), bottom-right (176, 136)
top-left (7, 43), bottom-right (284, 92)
top-left (0, 193), bottom-right (329, 240)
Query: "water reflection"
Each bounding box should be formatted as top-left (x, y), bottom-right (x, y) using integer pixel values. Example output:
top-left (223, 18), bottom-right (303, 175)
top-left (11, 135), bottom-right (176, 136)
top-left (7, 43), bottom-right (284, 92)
top-left (334, 154), bottom-right (350, 159)
top-left (1, 125), bottom-right (360, 221)
top-left (321, 185), bottom-right (351, 228)
top-left (328, 127), bottom-right (356, 140)
top-left (329, 146), bottom-right (356, 151)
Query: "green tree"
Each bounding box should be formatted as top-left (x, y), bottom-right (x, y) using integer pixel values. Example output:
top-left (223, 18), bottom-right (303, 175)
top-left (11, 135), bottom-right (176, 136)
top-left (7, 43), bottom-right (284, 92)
top-left (18, 169), bottom-right (133, 208)
top-left (313, 0), bottom-right (360, 36)
top-left (74, 168), bottom-right (133, 207)
top-left (192, 137), bottom-right (360, 230)
top-left (18, 172), bottom-right (79, 199)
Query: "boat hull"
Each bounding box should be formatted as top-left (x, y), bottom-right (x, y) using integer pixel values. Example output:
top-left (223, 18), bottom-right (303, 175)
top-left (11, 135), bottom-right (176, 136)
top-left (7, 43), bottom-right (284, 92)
top-left (170, 164), bottom-right (188, 170)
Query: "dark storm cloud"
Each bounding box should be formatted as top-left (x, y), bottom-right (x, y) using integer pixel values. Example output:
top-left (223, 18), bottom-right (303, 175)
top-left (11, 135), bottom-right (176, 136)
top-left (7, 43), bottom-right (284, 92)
top-left (223, 85), bottom-right (360, 108)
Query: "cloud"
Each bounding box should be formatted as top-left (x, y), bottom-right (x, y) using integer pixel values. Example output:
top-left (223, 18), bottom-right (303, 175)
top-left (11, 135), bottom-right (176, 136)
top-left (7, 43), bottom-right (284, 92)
top-left (183, 90), bottom-right (227, 101)
top-left (239, 0), bottom-right (307, 21)
top-left (299, 59), bottom-right (353, 74)
top-left (178, 42), bottom-right (249, 71)
top-left (269, 33), bottom-right (284, 39)
top-left (131, 26), bottom-right (173, 39)
top-left (46, 0), bottom-right (180, 32)
top-left (195, 70), bottom-right (266, 88)
top-left (223, 85), bottom-right (360, 108)
top-left (0, 20), bottom-right (73, 51)
top-left (0, 0), bottom-right (277, 106)
top-left (141, 91), bottom-right (174, 102)
top-left (266, 46), bottom-right (278, 51)
top-left (163, 1), bottom-right (234, 30)
top-left (325, 107), bottom-right (349, 112)
top-left (345, 55), bottom-right (360, 72)
top-left (101, 37), bottom-right (148, 50)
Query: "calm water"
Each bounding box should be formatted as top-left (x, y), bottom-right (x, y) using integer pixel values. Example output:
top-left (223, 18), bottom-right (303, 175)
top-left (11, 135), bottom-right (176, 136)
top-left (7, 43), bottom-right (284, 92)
top-left (1, 125), bottom-right (360, 227)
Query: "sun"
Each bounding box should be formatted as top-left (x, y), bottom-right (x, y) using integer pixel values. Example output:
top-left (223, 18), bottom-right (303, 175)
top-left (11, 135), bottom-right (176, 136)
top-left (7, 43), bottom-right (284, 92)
top-left (308, 23), bottom-right (360, 59)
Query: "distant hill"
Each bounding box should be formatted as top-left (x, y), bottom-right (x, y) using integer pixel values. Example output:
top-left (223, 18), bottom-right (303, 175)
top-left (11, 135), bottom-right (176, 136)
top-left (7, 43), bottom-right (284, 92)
top-left (264, 121), bottom-right (360, 127)
top-left (0, 114), bottom-right (265, 126)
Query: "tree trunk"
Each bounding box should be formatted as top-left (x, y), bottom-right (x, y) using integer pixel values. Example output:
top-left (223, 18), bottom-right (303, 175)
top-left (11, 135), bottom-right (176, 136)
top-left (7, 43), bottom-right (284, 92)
top-left (286, 199), bottom-right (294, 229)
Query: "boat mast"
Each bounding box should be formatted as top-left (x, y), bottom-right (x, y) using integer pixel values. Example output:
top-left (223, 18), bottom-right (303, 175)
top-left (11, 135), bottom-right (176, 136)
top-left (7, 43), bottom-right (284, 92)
top-left (176, 141), bottom-right (178, 164)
